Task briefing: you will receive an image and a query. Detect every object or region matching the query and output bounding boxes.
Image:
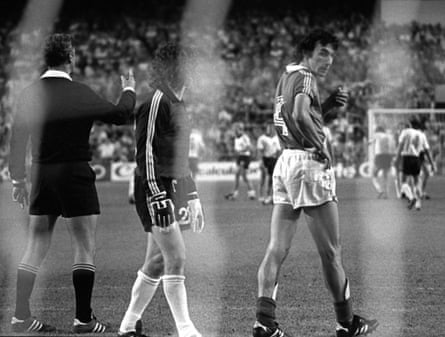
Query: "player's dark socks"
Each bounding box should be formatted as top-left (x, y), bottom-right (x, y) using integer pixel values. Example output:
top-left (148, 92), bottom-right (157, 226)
top-left (72, 264), bottom-right (96, 322)
top-left (15, 264), bottom-right (39, 319)
top-left (334, 299), bottom-right (353, 326)
top-left (334, 279), bottom-right (353, 325)
top-left (256, 296), bottom-right (277, 328)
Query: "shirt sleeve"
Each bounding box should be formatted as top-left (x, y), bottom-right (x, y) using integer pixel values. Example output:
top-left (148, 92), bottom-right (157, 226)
top-left (8, 91), bottom-right (30, 181)
top-left (140, 92), bottom-right (169, 198)
top-left (294, 70), bottom-right (315, 102)
top-left (77, 84), bottom-right (136, 125)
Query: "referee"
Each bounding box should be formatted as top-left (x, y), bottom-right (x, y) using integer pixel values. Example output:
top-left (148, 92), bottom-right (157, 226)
top-left (8, 33), bottom-right (136, 333)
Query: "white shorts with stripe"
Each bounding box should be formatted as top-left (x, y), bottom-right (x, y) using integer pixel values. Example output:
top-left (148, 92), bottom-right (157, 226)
top-left (272, 149), bottom-right (337, 209)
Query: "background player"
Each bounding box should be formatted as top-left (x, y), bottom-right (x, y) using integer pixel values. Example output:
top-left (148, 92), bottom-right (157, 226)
top-left (256, 123), bottom-right (281, 204)
top-left (118, 42), bottom-right (204, 337)
top-left (395, 118), bottom-right (435, 210)
top-left (188, 127), bottom-right (206, 180)
top-left (225, 122), bottom-right (256, 200)
top-left (253, 30), bottom-right (377, 337)
top-left (418, 120), bottom-right (436, 199)
top-left (369, 126), bottom-right (396, 198)
top-left (8, 33), bottom-right (135, 333)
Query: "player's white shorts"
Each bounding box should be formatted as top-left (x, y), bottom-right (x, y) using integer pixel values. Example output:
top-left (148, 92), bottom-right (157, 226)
top-left (272, 149), bottom-right (337, 209)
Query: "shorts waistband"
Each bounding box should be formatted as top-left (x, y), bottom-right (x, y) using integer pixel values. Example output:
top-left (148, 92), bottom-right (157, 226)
top-left (282, 149), bottom-right (319, 160)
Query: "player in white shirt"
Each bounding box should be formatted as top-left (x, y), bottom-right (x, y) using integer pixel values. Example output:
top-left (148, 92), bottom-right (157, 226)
top-left (395, 118), bottom-right (435, 210)
top-left (189, 128), bottom-right (206, 179)
top-left (419, 123), bottom-right (437, 199)
top-left (225, 122), bottom-right (256, 200)
top-left (257, 124), bottom-right (281, 204)
top-left (369, 126), bottom-right (396, 199)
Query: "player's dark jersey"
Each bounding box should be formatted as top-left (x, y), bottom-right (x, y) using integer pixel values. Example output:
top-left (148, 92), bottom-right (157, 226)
top-left (135, 88), bottom-right (192, 197)
top-left (273, 64), bottom-right (324, 151)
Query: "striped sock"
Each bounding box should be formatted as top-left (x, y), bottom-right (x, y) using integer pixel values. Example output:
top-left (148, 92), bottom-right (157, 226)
top-left (163, 275), bottom-right (199, 337)
top-left (119, 270), bottom-right (160, 333)
top-left (72, 264), bottom-right (96, 323)
top-left (15, 263), bottom-right (39, 319)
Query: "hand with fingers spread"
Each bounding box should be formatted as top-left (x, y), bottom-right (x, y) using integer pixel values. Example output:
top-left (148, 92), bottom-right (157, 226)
top-left (121, 68), bottom-right (136, 91)
top-left (188, 198), bottom-right (204, 233)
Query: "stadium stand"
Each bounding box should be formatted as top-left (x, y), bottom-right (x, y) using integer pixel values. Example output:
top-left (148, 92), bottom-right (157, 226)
top-left (0, 0), bottom-right (444, 174)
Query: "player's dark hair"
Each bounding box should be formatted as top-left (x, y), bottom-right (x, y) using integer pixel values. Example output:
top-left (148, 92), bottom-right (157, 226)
top-left (375, 126), bottom-right (385, 132)
top-left (43, 33), bottom-right (73, 67)
top-left (152, 42), bottom-right (190, 88)
top-left (295, 29), bottom-right (339, 62)
top-left (409, 117), bottom-right (421, 130)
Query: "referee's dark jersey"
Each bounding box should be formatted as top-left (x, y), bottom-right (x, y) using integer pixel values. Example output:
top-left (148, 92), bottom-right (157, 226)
top-left (9, 71), bottom-right (136, 181)
top-left (8, 71), bottom-right (135, 217)
top-left (134, 88), bottom-right (192, 198)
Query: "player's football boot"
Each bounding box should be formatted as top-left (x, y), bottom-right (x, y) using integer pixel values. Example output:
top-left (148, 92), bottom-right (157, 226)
top-left (225, 190), bottom-right (239, 200)
top-left (252, 321), bottom-right (291, 337)
top-left (248, 189), bottom-right (256, 200)
top-left (11, 316), bottom-right (56, 332)
top-left (118, 320), bottom-right (148, 337)
top-left (415, 198), bottom-right (422, 210)
top-left (73, 314), bottom-right (107, 333)
top-left (407, 198), bottom-right (416, 210)
top-left (336, 315), bottom-right (378, 337)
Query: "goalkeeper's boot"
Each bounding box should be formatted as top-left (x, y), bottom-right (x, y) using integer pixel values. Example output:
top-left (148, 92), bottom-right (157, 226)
top-left (253, 321), bottom-right (291, 337)
top-left (336, 315), bottom-right (378, 337)
top-left (73, 314), bottom-right (107, 333)
top-left (11, 316), bottom-right (56, 332)
top-left (118, 320), bottom-right (148, 337)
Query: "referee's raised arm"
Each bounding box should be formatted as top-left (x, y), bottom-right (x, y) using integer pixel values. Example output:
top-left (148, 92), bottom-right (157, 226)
top-left (87, 68), bottom-right (136, 125)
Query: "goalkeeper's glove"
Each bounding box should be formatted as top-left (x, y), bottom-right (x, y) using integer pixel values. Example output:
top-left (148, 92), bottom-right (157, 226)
top-left (11, 179), bottom-right (28, 209)
top-left (187, 195), bottom-right (204, 233)
top-left (148, 191), bottom-right (175, 231)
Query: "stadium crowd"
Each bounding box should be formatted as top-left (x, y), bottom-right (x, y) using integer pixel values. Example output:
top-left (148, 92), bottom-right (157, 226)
top-left (0, 1), bottom-right (445, 176)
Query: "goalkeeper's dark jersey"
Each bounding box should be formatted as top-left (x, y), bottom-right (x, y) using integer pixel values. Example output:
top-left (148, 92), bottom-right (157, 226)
top-left (134, 88), bottom-right (192, 198)
top-left (273, 64), bottom-right (325, 151)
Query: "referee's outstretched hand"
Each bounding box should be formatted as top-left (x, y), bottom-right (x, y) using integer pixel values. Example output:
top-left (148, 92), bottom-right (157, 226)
top-left (121, 68), bottom-right (136, 90)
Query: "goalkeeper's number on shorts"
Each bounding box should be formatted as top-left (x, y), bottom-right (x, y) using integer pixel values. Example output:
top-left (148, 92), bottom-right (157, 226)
top-left (148, 192), bottom-right (175, 230)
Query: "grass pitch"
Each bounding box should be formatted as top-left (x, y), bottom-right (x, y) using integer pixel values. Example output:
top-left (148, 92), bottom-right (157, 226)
top-left (1, 178), bottom-right (444, 337)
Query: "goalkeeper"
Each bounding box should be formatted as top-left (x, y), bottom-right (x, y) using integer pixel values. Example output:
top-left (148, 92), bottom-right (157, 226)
top-left (118, 43), bottom-right (204, 337)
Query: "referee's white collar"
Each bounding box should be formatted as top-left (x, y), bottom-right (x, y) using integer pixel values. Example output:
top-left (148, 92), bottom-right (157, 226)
top-left (40, 70), bottom-right (72, 81)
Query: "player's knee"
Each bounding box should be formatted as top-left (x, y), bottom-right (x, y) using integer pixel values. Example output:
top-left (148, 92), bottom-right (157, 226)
top-left (319, 245), bottom-right (342, 266)
top-left (143, 254), bottom-right (164, 278)
top-left (267, 243), bottom-right (290, 262)
top-left (164, 252), bottom-right (186, 274)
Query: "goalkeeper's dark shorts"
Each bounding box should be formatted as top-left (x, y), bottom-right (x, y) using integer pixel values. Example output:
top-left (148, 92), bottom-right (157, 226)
top-left (133, 174), bottom-right (194, 232)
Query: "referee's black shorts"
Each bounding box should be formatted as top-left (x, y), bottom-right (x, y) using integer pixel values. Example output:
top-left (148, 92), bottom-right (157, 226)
top-left (29, 162), bottom-right (100, 217)
top-left (134, 174), bottom-right (193, 232)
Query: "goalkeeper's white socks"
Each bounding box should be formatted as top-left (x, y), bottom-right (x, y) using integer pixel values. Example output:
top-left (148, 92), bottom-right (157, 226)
top-left (119, 270), bottom-right (160, 333)
top-left (163, 275), bottom-right (201, 337)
